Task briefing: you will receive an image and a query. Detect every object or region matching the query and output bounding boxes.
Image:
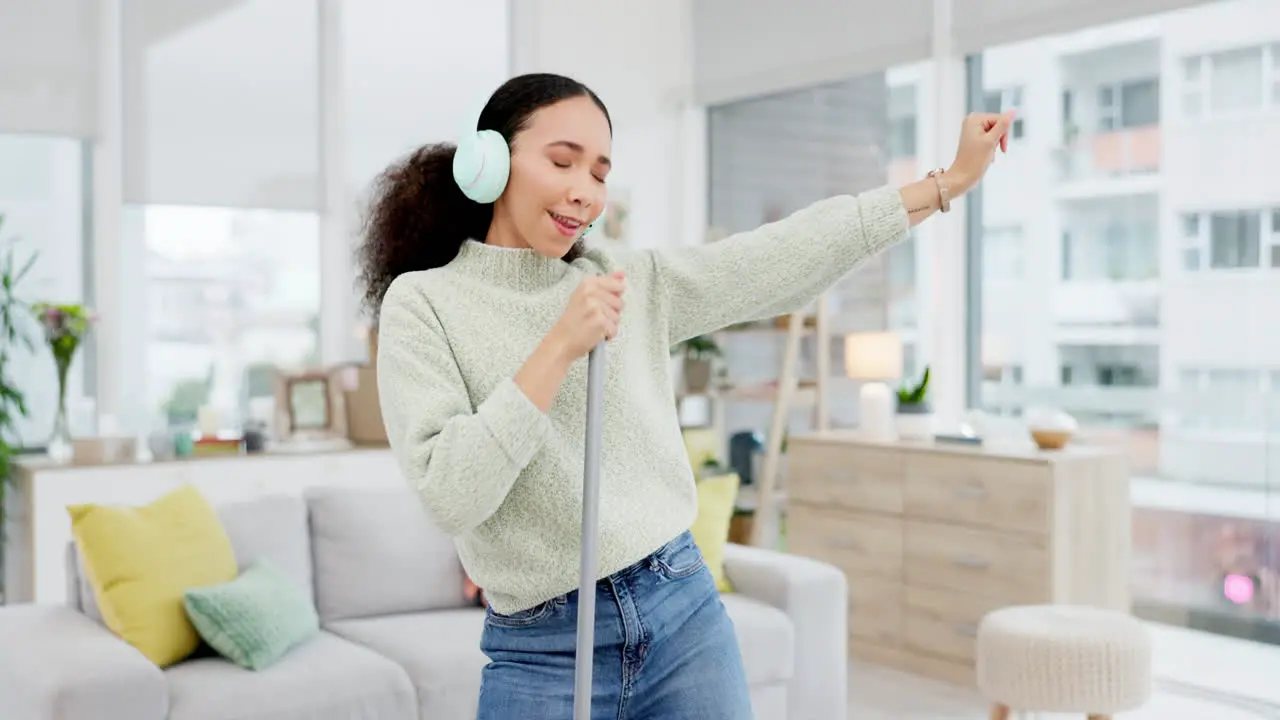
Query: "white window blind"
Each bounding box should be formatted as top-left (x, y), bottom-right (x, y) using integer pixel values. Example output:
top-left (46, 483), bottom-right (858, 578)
top-left (692, 0), bottom-right (932, 106)
top-left (0, 0), bottom-right (97, 137)
top-left (953, 0), bottom-right (1215, 55)
top-left (122, 0), bottom-right (320, 210)
top-left (343, 0), bottom-right (509, 197)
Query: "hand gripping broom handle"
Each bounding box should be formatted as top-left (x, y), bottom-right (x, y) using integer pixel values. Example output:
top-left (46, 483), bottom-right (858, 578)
top-left (573, 340), bottom-right (606, 720)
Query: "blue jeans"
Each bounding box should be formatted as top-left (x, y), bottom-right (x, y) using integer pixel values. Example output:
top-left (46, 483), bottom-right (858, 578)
top-left (476, 531), bottom-right (753, 720)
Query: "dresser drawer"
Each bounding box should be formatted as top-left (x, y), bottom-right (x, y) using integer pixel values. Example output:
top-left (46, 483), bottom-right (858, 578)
top-left (904, 454), bottom-right (1051, 535)
top-left (849, 577), bottom-right (904, 647)
top-left (903, 520), bottom-right (1049, 603)
top-left (788, 506), bottom-right (903, 580)
top-left (903, 584), bottom-right (1006, 663)
top-left (789, 443), bottom-right (904, 514)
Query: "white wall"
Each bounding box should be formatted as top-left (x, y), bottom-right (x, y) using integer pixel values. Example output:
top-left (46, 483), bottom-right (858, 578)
top-left (508, 0), bottom-right (705, 251)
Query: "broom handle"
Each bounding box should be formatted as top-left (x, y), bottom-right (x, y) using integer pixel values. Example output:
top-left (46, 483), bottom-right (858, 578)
top-left (573, 340), bottom-right (606, 720)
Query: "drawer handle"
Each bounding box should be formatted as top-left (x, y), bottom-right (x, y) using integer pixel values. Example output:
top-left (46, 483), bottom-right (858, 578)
top-left (954, 483), bottom-right (987, 499)
top-left (953, 554), bottom-right (989, 570)
top-left (953, 623), bottom-right (978, 637)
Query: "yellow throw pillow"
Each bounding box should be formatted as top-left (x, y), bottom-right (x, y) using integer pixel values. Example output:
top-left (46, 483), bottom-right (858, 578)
top-left (68, 484), bottom-right (238, 667)
top-left (681, 428), bottom-right (720, 471)
top-left (691, 472), bottom-right (739, 593)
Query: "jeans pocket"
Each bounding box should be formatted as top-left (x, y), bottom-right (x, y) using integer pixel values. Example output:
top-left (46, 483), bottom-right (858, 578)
top-left (652, 532), bottom-right (706, 580)
top-left (484, 598), bottom-right (557, 629)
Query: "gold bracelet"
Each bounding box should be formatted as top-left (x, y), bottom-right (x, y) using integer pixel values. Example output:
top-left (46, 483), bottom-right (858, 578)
top-left (927, 168), bottom-right (951, 213)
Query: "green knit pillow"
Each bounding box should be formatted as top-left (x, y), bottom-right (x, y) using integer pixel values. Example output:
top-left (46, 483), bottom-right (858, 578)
top-left (184, 558), bottom-right (319, 670)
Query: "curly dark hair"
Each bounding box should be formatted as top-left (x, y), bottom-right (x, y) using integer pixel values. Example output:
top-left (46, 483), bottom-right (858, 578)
top-left (356, 73), bottom-right (611, 320)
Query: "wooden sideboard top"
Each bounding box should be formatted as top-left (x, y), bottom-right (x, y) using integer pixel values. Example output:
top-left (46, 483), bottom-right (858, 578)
top-left (788, 430), bottom-right (1123, 465)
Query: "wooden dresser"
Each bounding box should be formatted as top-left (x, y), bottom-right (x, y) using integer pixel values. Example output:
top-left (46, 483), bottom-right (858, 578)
top-left (785, 432), bottom-right (1131, 686)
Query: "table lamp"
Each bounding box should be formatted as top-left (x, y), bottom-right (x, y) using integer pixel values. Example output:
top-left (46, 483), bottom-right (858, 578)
top-left (844, 332), bottom-right (903, 442)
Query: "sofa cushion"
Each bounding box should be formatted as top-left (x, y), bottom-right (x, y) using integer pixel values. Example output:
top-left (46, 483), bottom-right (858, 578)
top-left (69, 493), bottom-right (314, 624)
top-left (721, 593), bottom-right (794, 686)
top-left (183, 558), bottom-right (320, 671)
top-left (217, 494), bottom-right (314, 606)
top-left (327, 610), bottom-right (487, 719)
top-left (68, 485), bottom-right (239, 667)
top-left (165, 631), bottom-right (416, 720)
top-left (306, 486), bottom-right (466, 622)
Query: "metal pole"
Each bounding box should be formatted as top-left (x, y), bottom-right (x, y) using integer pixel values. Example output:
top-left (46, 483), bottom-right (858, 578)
top-left (573, 341), bottom-right (606, 720)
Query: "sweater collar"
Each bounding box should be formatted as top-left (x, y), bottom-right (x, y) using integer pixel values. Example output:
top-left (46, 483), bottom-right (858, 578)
top-left (451, 239), bottom-right (577, 291)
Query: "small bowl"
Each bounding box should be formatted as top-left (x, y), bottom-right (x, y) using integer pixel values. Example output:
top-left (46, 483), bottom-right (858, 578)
top-left (1030, 428), bottom-right (1073, 450)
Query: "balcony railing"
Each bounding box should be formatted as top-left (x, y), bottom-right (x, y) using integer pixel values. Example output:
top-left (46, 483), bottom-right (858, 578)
top-left (1056, 125), bottom-right (1161, 182)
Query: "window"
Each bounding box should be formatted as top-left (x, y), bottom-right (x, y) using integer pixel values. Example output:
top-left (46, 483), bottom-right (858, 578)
top-left (983, 226), bottom-right (1024, 280)
top-left (1182, 209), bottom-right (1272, 272)
top-left (976, 0), bottom-right (1280, 644)
top-left (0, 135), bottom-right (89, 448)
top-left (1182, 43), bottom-right (1279, 117)
top-left (887, 84), bottom-right (917, 159)
top-left (1209, 211), bottom-right (1261, 269)
top-left (142, 207), bottom-right (320, 428)
top-left (1210, 47), bottom-right (1264, 112)
top-left (1062, 223), bottom-right (1156, 281)
top-left (984, 87), bottom-right (1025, 138)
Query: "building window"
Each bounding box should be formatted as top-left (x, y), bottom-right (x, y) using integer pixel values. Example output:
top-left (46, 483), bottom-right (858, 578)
top-left (983, 226), bottom-right (1024, 280)
top-left (1182, 44), bottom-right (1278, 118)
top-left (1209, 211), bottom-right (1261, 270)
top-left (1181, 209), bottom-right (1274, 272)
top-left (984, 87), bottom-right (1025, 138)
top-left (142, 207), bottom-right (321, 428)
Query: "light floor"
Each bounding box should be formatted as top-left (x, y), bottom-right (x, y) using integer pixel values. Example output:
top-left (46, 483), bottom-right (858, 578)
top-left (847, 623), bottom-right (1280, 719)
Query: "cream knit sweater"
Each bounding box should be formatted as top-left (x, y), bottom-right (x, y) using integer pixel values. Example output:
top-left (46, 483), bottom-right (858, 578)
top-left (376, 185), bottom-right (909, 614)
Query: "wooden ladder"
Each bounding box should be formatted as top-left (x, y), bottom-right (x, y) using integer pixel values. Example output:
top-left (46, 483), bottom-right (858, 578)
top-left (749, 291), bottom-right (831, 548)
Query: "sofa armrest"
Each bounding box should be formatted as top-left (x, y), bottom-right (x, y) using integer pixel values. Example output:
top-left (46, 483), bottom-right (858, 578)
top-left (0, 605), bottom-right (168, 720)
top-left (723, 543), bottom-right (847, 720)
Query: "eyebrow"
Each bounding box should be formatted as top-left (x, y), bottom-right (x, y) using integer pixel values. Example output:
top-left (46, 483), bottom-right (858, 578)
top-left (547, 140), bottom-right (611, 168)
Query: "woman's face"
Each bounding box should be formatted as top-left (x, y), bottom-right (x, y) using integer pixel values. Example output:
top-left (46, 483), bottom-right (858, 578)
top-left (493, 95), bottom-right (612, 257)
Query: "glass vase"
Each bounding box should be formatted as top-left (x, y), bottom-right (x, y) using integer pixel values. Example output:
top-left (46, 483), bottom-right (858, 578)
top-left (46, 357), bottom-right (73, 463)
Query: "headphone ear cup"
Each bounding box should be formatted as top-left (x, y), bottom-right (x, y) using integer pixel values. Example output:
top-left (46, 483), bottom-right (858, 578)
top-left (452, 129), bottom-right (511, 204)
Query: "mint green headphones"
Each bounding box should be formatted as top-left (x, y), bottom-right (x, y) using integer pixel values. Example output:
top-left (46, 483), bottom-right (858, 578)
top-left (452, 99), bottom-right (601, 236)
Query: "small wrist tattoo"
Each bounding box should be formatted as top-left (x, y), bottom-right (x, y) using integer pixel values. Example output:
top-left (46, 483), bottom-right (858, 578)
top-left (907, 205), bottom-right (931, 214)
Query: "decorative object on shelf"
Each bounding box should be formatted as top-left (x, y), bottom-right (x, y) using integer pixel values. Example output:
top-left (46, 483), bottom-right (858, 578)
top-left (844, 331), bottom-right (903, 442)
top-left (1026, 407), bottom-right (1078, 450)
top-left (0, 218), bottom-right (38, 604)
top-left (894, 365), bottom-right (934, 441)
top-left (672, 334), bottom-right (722, 394)
top-left (32, 302), bottom-right (96, 463)
top-left (271, 366), bottom-right (352, 452)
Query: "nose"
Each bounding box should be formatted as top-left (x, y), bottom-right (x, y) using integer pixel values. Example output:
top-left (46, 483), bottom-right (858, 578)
top-left (566, 174), bottom-right (600, 216)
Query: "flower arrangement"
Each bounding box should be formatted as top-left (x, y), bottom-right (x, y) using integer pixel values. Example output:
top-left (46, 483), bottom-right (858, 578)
top-left (32, 302), bottom-right (96, 459)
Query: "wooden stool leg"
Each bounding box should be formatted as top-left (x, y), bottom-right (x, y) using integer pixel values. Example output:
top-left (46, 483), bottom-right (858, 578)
top-left (989, 704), bottom-right (1010, 720)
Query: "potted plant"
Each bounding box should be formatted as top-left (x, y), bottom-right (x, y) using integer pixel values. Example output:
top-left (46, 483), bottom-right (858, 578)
top-left (895, 365), bottom-right (934, 441)
top-left (672, 334), bottom-right (722, 394)
top-left (0, 216), bottom-right (38, 603)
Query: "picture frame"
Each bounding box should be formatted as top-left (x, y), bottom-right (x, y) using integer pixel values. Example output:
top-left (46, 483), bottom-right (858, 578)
top-left (271, 367), bottom-right (351, 450)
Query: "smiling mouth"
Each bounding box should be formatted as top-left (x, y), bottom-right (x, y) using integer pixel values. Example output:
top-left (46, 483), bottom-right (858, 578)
top-left (549, 211), bottom-right (583, 235)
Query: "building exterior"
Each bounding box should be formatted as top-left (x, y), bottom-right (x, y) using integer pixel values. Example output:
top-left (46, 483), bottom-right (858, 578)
top-left (888, 0), bottom-right (1280, 489)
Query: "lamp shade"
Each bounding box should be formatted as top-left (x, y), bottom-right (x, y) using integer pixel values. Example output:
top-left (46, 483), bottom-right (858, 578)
top-left (844, 332), bottom-right (902, 381)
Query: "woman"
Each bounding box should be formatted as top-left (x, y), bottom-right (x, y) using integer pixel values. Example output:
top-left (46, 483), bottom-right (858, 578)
top-left (360, 72), bottom-right (1011, 719)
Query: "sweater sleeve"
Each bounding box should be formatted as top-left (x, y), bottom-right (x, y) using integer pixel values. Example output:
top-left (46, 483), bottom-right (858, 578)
top-left (375, 276), bottom-right (552, 536)
top-left (651, 184), bottom-right (909, 344)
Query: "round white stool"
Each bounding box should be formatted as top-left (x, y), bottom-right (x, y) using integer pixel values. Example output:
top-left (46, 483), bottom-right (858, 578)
top-left (975, 605), bottom-right (1153, 720)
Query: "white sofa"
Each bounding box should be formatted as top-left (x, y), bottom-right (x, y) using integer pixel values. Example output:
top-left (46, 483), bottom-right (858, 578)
top-left (0, 485), bottom-right (848, 719)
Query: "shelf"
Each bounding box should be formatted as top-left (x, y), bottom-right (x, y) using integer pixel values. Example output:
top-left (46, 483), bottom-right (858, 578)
top-left (718, 380), bottom-right (820, 405)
